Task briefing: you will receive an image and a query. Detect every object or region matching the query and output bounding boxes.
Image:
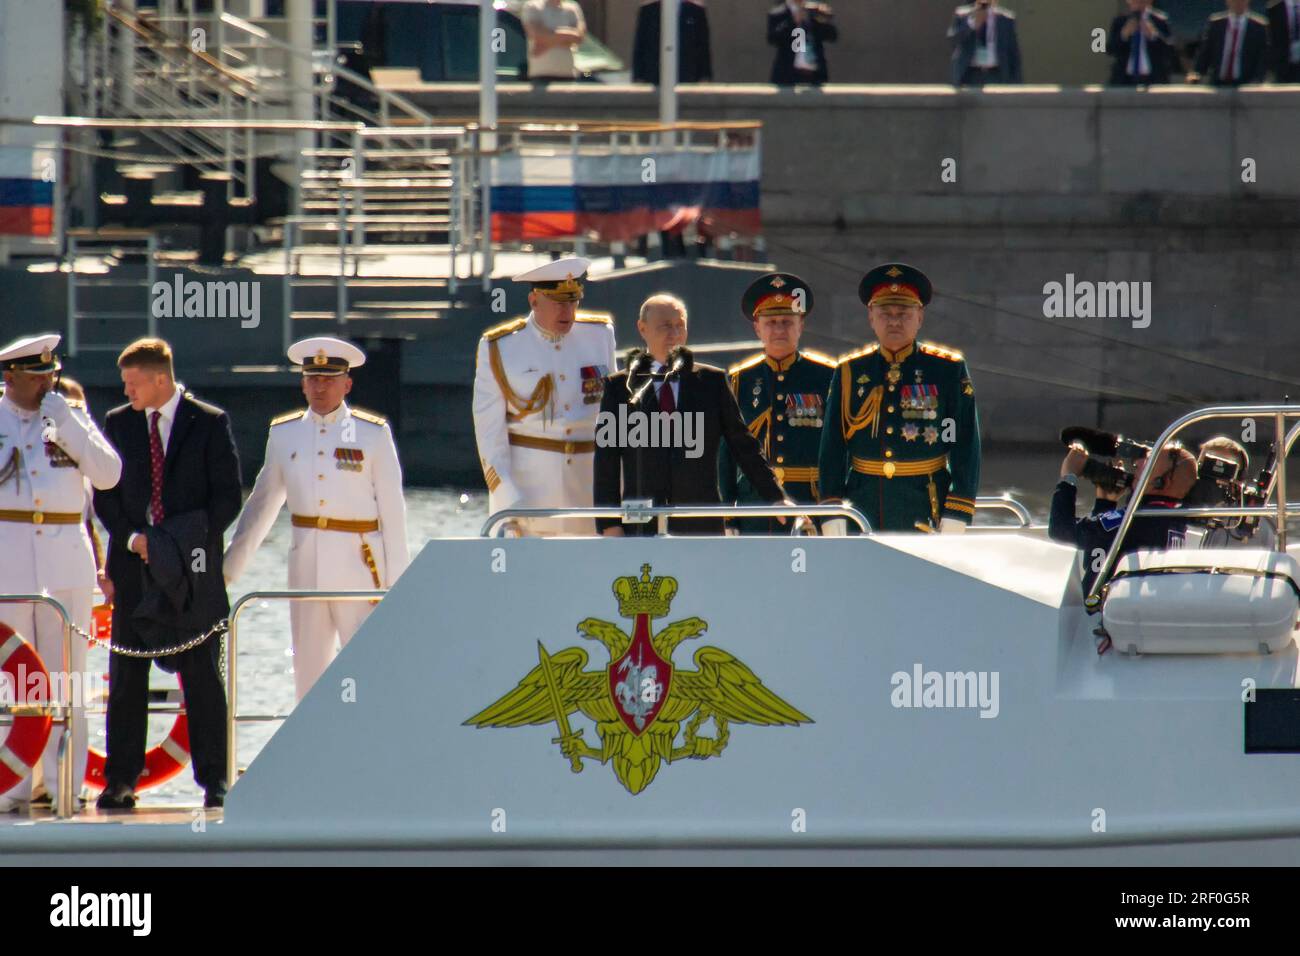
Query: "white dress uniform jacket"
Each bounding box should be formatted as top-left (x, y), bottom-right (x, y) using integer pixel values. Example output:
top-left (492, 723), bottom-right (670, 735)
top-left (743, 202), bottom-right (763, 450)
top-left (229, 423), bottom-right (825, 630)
top-left (472, 311), bottom-right (616, 535)
top-left (223, 402), bottom-right (409, 700)
top-left (0, 391), bottom-right (122, 592)
top-left (0, 390), bottom-right (121, 806)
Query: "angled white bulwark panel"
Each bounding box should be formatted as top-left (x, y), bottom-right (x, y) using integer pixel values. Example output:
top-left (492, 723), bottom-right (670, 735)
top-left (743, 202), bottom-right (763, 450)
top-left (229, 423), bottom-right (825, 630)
top-left (227, 535), bottom-right (1300, 846)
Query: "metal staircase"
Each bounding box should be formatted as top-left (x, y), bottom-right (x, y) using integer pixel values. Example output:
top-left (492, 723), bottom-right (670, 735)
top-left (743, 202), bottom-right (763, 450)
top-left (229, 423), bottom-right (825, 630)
top-left (62, 1), bottom-right (476, 350)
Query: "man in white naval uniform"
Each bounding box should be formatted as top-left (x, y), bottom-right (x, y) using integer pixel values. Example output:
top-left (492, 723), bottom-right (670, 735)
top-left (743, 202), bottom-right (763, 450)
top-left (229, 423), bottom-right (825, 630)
top-left (0, 333), bottom-right (122, 812)
top-left (223, 337), bottom-right (409, 701)
top-left (473, 256), bottom-right (617, 536)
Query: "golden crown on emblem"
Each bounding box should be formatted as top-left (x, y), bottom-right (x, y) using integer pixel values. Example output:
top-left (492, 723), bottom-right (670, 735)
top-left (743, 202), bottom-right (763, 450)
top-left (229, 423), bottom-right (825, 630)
top-left (612, 564), bottom-right (678, 619)
top-left (554, 275), bottom-right (583, 295)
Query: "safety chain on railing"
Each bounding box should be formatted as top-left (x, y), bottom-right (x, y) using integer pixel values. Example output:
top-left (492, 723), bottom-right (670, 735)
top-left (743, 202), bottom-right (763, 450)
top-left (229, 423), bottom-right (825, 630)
top-left (72, 618), bottom-right (228, 659)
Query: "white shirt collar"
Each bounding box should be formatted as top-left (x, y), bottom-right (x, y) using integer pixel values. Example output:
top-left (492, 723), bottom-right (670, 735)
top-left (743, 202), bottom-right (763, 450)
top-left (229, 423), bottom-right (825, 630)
top-left (309, 400), bottom-right (348, 425)
top-left (528, 311), bottom-right (566, 344)
top-left (145, 382), bottom-right (184, 423)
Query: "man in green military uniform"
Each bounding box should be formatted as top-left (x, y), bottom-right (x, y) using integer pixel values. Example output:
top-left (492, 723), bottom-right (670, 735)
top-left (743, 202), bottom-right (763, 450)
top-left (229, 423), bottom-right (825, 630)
top-left (720, 273), bottom-right (837, 533)
top-left (818, 263), bottom-right (981, 533)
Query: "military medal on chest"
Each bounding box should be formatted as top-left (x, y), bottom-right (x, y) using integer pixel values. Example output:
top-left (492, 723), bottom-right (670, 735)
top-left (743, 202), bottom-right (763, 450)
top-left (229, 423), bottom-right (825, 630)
top-left (334, 446), bottom-right (365, 472)
top-left (787, 393), bottom-right (824, 427)
top-left (580, 365), bottom-right (608, 405)
top-left (900, 383), bottom-right (939, 420)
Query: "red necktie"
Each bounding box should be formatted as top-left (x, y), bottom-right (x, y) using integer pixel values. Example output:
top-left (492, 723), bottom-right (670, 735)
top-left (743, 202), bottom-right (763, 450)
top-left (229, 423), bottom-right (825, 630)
top-left (658, 379), bottom-right (676, 413)
top-left (1226, 20), bottom-right (1241, 81)
top-left (149, 410), bottom-right (165, 524)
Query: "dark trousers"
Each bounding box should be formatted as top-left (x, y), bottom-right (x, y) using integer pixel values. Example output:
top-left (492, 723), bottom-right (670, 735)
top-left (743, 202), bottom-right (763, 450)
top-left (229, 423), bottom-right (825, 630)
top-left (105, 637), bottom-right (228, 792)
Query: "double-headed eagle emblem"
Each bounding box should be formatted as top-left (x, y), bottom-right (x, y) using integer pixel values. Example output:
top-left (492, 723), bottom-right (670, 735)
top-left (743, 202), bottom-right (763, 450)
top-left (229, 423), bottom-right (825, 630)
top-left (466, 565), bottom-right (811, 795)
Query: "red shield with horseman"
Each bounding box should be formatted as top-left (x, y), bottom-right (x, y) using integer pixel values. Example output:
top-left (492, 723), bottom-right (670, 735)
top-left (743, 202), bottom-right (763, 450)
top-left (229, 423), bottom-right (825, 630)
top-left (608, 614), bottom-right (672, 736)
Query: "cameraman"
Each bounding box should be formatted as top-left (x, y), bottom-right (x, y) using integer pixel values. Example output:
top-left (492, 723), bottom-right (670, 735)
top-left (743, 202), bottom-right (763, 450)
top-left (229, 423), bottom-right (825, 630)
top-left (1194, 436), bottom-right (1276, 549)
top-left (1049, 442), bottom-right (1197, 593)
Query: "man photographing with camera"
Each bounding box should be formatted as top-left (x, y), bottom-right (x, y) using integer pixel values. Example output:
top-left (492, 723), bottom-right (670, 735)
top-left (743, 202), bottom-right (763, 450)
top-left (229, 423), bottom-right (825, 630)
top-left (1187, 436), bottom-right (1276, 549)
top-left (1049, 436), bottom-right (1196, 594)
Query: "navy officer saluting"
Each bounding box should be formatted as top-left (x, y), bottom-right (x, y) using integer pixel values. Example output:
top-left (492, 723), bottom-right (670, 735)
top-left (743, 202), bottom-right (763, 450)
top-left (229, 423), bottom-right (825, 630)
top-left (720, 273), bottom-right (836, 533)
top-left (818, 263), bottom-right (981, 533)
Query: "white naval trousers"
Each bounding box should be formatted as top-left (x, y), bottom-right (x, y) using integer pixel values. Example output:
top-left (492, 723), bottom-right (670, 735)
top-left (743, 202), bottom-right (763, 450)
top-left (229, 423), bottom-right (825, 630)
top-left (287, 599), bottom-right (374, 701)
top-left (1, 587), bottom-right (92, 803)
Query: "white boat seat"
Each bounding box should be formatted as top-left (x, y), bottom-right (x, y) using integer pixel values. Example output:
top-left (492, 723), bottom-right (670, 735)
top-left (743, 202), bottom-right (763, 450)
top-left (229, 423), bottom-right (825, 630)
top-left (1102, 549), bottom-right (1300, 655)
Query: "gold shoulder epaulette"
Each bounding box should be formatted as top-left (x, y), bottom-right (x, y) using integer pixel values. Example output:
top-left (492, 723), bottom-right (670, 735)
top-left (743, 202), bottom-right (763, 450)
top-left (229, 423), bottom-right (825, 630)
top-left (1248, 12), bottom-right (1268, 25)
top-left (575, 310), bottom-right (613, 325)
top-left (65, 398), bottom-right (87, 410)
top-left (482, 317), bottom-right (527, 342)
top-left (919, 341), bottom-right (965, 362)
top-left (837, 343), bottom-right (879, 364)
top-left (727, 353), bottom-right (766, 376)
top-left (801, 349), bottom-right (837, 367)
top-left (271, 409), bottom-right (306, 426)
top-left (351, 407), bottom-right (387, 426)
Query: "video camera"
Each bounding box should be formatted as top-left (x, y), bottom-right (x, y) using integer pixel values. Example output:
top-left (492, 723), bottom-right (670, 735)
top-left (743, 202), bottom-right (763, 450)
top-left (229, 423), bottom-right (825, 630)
top-left (1059, 426), bottom-right (1153, 492)
top-left (1184, 450), bottom-right (1243, 516)
top-left (1185, 444), bottom-right (1275, 536)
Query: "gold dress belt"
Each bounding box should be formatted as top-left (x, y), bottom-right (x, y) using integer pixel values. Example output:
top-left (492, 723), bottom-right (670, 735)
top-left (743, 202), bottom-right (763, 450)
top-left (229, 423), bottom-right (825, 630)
top-left (0, 509), bottom-right (81, 525)
top-left (290, 515), bottom-right (380, 533)
top-left (289, 515), bottom-right (383, 590)
top-left (850, 454), bottom-right (947, 480)
top-left (772, 466), bottom-right (818, 483)
top-left (508, 433), bottom-right (595, 454)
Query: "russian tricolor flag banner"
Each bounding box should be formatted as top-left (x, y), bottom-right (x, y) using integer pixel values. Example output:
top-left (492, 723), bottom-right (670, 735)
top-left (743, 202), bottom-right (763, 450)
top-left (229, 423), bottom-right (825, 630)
top-left (0, 145), bottom-right (56, 237)
top-left (491, 147), bottom-right (761, 243)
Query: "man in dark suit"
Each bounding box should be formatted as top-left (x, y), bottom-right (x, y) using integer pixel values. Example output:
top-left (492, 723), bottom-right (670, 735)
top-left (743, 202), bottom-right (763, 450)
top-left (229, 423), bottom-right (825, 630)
top-left (1190, 0), bottom-right (1270, 85)
top-left (93, 338), bottom-right (241, 809)
top-left (1109, 1), bottom-right (1175, 85)
top-left (594, 294), bottom-right (789, 536)
top-left (768, 0), bottom-right (837, 85)
top-left (633, 0), bottom-right (713, 84)
top-left (949, 1), bottom-right (1022, 86)
top-left (1268, 0), bottom-right (1300, 82)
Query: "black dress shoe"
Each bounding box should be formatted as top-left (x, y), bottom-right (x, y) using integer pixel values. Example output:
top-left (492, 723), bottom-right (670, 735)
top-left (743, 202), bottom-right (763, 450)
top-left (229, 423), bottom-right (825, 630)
top-left (203, 790), bottom-right (225, 809)
top-left (96, 785), bottom-right (136, 810)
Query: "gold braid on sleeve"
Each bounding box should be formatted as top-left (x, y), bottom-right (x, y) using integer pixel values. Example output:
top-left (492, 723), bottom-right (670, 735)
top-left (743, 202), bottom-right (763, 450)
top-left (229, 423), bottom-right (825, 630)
top-left (840, 364), bottom-right (882, 442)
top-left (747, 408), bottom-right (773, 458)
top-left (489, 338), bottom-right (554, 424)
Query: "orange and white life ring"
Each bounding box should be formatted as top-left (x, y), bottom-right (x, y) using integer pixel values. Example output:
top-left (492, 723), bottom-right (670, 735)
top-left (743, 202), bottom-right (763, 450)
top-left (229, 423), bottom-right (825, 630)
top-left (0, 623), bottom-right (54, 796)
top-left (82, 607), bottom-right (192, 792)
top-left (84, 713), bottom-right (191, 793)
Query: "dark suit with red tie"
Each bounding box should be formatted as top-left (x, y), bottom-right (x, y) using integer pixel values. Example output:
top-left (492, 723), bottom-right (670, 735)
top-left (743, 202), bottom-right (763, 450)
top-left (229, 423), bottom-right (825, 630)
top-left (1194, 11), bottom-right (1270, 86)
top-left (94, 390), bottom-right (241, 797)
top-left (593, 358), bottom-right (785, 536)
